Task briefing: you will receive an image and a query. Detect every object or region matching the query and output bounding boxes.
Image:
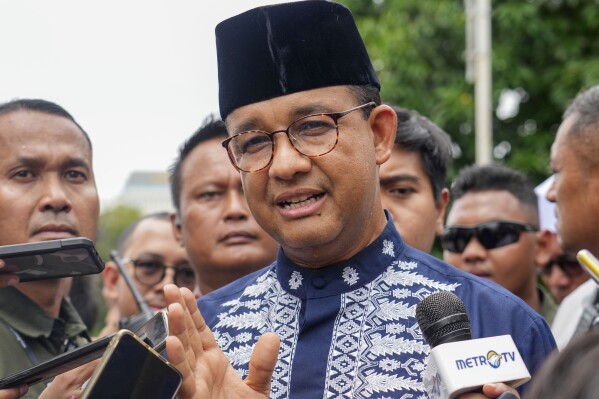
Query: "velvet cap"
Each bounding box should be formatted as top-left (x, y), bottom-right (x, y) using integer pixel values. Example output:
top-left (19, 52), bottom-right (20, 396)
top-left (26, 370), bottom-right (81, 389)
top-left (216, 0), bottom-right (380, 120)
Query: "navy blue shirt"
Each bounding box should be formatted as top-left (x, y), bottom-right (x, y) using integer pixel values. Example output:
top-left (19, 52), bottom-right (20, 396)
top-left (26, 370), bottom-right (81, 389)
top-left (199, 218), bottom-right (556, 398)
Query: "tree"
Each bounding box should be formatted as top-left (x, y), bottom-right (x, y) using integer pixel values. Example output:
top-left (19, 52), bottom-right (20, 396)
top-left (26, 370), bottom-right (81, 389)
top-left (95, 204), bottom-right (142, 263)
top-left (340, 0), bottom-right (599, 184)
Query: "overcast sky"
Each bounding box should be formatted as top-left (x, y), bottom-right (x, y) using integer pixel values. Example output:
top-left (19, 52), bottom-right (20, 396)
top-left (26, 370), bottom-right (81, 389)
top-left (0, 0), bottom-right (289, 208)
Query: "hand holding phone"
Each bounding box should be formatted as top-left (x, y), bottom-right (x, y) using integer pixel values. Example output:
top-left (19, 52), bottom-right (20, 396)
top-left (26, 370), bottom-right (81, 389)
top-left (0, 311), bottom-right (168, 389)
top-left (0, 259), bottom-right (19, 287)
top-left (81, 330), bottom-right (181, 399)
top-left (0, 238), bottom-right (104, 282)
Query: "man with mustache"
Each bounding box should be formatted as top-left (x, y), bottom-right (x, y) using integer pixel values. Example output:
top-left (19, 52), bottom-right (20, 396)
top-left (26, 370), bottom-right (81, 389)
top-left (0, 98), bottom-right (99, 398)
top-left (164, 2), bottom-right (554, 398)
top-left (100, 212), bottom-right (195, 335)
top-left (169, 116), bottom-right (278, 295)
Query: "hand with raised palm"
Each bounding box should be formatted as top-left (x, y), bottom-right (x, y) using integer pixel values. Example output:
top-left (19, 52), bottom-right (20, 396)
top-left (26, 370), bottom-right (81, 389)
top-left (164, 285), bottom-right (280, 399)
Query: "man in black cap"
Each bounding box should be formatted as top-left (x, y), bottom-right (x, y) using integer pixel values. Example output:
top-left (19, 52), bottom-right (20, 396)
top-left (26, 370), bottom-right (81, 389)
top-left (165, 2), bottom-right (554, 398)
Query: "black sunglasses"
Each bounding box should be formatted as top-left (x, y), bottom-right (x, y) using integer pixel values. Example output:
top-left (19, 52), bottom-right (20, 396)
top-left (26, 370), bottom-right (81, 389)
top-left (441, 221), bottom-right (538, 253)
top-left (541, 256), bottom-right (584, 278)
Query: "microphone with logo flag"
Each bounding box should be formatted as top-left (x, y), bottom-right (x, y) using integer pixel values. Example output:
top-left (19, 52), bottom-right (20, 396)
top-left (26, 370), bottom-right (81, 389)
top-left (416, 291), bottom-right (530, 399)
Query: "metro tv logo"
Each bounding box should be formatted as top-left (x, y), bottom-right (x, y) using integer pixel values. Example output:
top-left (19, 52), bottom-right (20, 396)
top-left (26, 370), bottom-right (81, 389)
top-left (455, 350), bottom-right (517, 370)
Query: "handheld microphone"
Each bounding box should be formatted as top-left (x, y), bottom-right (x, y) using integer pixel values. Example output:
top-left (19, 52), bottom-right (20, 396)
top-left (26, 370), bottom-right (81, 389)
top-left (577, 249), bottom-right (599, 286)
top-left (110, 250), bottom-right (155, 331)
top-left (574, 249), bottom-right (599, 331)
top-left (416, 291), bottom-right (530, 399)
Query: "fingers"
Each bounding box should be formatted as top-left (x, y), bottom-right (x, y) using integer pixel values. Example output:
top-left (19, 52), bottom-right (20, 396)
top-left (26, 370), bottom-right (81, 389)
top-left (38, 360), bottom-right (100, 399)
top-left (0, 385), bottom-right (27, 399)
top-left (179, 288), bottom-right (212, 353)
top-left (166, 336), bottom-right (196, 399)
top-left (482, 383), bottom-right (520, 399)
top-left (0, 274), bottom-right (19, 288)
top-left (167, 301), bottom-right (198, 374)
top-left (245, 332), bottom-right (280, 395)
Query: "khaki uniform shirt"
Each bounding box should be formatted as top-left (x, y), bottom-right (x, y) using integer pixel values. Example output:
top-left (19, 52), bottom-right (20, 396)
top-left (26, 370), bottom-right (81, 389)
top-left (0, 286), bottom-right (90, 398)
top-left (539, 283), bottom-right (558, 326)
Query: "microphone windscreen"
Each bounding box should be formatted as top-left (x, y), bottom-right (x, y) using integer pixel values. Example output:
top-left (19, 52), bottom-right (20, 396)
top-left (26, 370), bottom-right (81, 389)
top-left (416, 291), bottom-right (472, 348)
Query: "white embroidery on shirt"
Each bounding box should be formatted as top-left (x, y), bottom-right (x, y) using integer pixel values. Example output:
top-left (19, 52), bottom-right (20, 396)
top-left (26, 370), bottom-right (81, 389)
top-left (382, 240), bottom-right (395, 257)
top-left (289, 271), bottom-right (303, 290)
top-left (210, 252), bottom-right (461, 399)
top-left (342, 266), bottom-right (360, 286)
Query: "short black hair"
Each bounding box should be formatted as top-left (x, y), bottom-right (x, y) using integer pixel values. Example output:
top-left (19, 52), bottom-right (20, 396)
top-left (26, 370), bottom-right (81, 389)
top-left (390, 105), bottom-right (453, 205)
top-left (451, 164), bottom-right (539, 223)
top-left (0, 98), bottom-right (92, 150)
top-left (562, 85), bottom-right (599, 169)
top-left (169, 115), bottom-right (228, 212)
top-left (115, 212), bottom-right (171, 256)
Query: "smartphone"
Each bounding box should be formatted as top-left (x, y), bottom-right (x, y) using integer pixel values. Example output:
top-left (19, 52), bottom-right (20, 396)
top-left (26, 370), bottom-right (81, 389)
top-left (577, 249), bottom-right (599, 285)
top-left (0, 311), bottom-right (168, 389)
top-left (0, 238), bottom-right (104, 282)
top-left (80, 330), bottom-right (181, 399)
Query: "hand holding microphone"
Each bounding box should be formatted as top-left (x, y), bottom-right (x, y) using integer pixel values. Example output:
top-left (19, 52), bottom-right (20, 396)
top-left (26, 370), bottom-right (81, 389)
top-left (416, 291), bottom-right (529, 399)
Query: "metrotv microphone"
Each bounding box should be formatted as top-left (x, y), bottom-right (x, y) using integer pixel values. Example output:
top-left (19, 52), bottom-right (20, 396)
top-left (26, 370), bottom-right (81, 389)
top-left (416, 291), bottom-right (530, 399)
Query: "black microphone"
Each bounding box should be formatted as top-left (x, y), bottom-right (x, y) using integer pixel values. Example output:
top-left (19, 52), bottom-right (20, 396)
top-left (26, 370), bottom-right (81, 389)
top-left (110, 250), bottom-right (154, 331)
top-left (416, 290), bottom-right (472, 348)
top-left (416, 291), bottom-right (530, 399)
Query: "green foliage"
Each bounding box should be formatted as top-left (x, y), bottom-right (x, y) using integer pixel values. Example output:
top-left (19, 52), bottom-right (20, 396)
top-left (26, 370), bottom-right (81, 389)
top-left (95, 204), bottom-right (142, 262)
top-left (340, 0), bottom-right (599, 185)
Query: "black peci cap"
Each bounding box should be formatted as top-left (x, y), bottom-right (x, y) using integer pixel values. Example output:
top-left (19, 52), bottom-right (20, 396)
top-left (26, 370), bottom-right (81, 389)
top-left (215, 0), bottom-right (380, 120)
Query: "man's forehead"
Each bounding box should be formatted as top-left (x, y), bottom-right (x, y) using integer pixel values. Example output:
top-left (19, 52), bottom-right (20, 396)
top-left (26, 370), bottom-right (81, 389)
top-left (0, 110), bottom-right (90, 146)
top-left (225, 86), bottom-right (353, 133)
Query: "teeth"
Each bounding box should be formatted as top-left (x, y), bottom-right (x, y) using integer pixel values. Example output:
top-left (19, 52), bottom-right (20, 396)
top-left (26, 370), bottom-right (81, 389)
top-left (281, 194), bottom-right (320, 209)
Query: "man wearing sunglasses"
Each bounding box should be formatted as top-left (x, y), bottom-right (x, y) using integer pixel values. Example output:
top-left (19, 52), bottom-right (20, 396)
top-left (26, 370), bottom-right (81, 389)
top-left (101, 212), bottom-right (195, 335)
top-left (164, 2), bottom-right (554, 399)
top-left (443, 164), bottom-right (558, 324)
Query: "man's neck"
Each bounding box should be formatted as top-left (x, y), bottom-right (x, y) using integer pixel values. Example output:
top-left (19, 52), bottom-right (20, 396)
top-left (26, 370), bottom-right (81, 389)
top-left (519, 279), bottom-right (542, 313)
top-left (14, 279), bottom-right (70, 318)
top-left (199, 271), bottom-right (255, 296)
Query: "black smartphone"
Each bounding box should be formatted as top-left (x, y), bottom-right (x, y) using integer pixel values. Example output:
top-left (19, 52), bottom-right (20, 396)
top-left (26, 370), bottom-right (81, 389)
top-left (0, 238), bottom-right (104, 282)
top-left (80, 330), bottom-right (181, 399)
top-left (0, 311), bottom-right (168, 389)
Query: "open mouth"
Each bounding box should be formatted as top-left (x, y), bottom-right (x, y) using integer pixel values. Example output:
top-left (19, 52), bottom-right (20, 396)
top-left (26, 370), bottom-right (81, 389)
top-left (278, 193), bottom-right (324, 209)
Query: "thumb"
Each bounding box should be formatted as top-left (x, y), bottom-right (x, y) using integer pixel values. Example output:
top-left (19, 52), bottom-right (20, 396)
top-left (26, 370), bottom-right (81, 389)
top-left (245, 332), bottom-right (280, 394)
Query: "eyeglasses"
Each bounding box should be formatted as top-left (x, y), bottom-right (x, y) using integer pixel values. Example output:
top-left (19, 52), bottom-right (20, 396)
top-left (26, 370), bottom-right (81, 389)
top-left (126, 258), bottom-right (196, 290)
top-left (441, 221), bottom-right (538, 253)
top-left (541, 256), bottom-right (584, 278)
top-left (221, 102), bottom-right (377, 173)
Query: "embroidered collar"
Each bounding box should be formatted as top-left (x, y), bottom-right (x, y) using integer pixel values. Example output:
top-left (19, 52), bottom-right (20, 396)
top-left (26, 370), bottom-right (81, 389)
top-left (276, 212), bottom-right (405, 298)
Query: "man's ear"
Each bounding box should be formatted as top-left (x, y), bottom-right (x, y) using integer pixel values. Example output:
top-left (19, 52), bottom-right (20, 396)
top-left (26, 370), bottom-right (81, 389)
top-left (435, 188), bottom-right (451, 236)
top-left (534, 229), bottom-right (554, 269)
top-left (102, 261), bottom-right (120, 307)
top-left (170, 211), bottom-right (184, 246)
top-left (369, 104), bottom-right (397, 166)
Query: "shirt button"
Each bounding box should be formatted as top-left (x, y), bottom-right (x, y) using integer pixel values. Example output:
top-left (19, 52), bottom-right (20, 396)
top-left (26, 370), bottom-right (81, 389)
top-left (313, 276), bottom-right (326, 289)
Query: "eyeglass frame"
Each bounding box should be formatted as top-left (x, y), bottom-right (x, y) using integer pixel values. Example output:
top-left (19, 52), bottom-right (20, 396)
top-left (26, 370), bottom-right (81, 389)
top-left (541, 255), bottom-right (584, 278)
top-left (123, 257), bottom-right (197, 289)
top-left (221, 101), bottom-right (377, 173)
top-left (441, 220), bottom-right (538, 253)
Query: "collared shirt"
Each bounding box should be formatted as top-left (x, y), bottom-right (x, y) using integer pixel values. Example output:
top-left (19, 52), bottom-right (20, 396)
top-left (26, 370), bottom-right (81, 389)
top-left (538, 284), bottom-right (558, 326)
top-left (0, 286), bottom-right (90, 398)
top-left (198, 217), bottom-right (556, 399)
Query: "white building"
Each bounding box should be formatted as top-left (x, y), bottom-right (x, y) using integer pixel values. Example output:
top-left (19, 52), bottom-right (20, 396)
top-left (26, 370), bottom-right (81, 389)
top-left (115, 171), bottom-right (174, 215)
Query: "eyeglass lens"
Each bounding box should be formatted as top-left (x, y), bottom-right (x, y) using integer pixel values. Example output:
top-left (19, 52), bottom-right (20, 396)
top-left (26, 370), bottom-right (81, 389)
top-left (133, 259), bottom-right (196, 288)
top-left (542, 258), bottom-right (583, 277)
top-left (224, 102), bottom-right (374, 172)
top-left (442, 222), bottom-right (531, 253)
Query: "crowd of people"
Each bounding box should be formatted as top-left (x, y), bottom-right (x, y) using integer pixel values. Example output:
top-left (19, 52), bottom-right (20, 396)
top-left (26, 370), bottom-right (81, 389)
top-left (0, 1), bottom-right (598, 398)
